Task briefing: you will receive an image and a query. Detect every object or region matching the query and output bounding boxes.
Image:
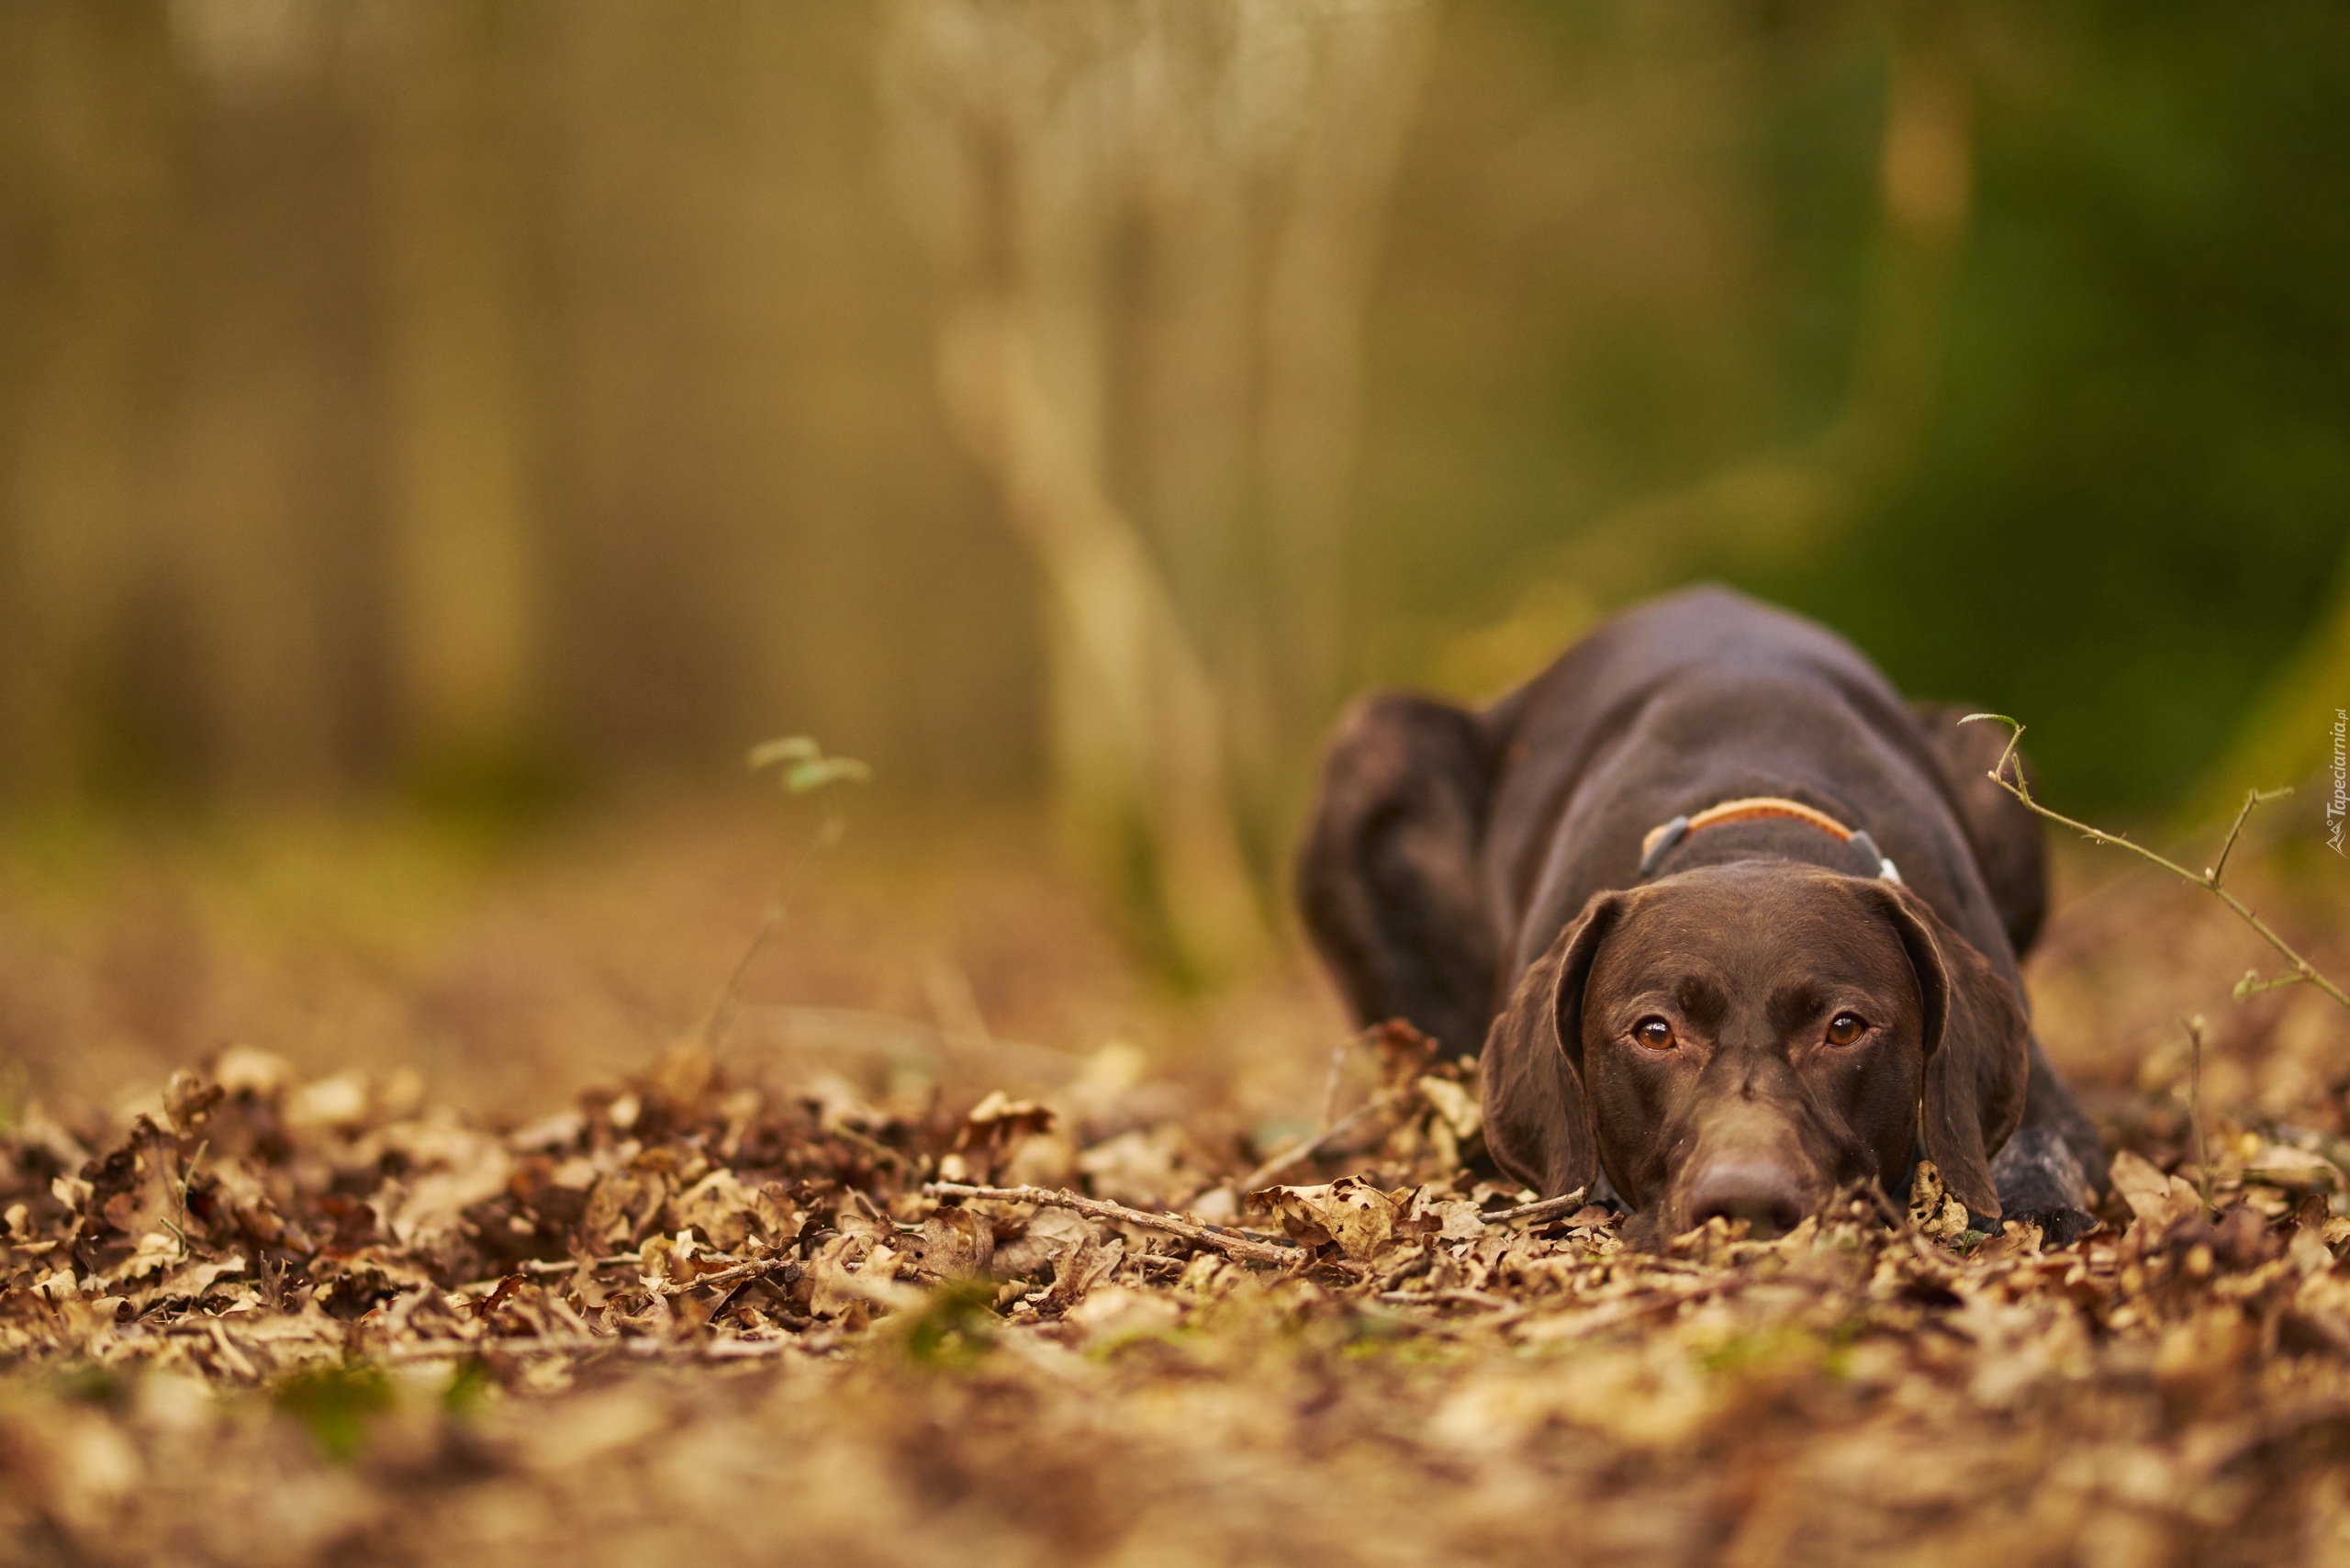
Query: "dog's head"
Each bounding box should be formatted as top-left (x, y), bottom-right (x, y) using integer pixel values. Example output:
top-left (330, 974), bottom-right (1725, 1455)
top-left (1480, 862), bottom-right (2029, 1238)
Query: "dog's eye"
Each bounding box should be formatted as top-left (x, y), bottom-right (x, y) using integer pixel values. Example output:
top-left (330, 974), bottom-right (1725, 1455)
top-left (1633, 1017), bottom-right (1676, 1051)
top-left (1825, 1012), bottom-right (1868, 1046)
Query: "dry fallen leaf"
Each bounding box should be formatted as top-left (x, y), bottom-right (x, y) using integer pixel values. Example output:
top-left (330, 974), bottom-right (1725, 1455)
top-left (2110, 1147), bottom-right (2203, 1231)
top-left (6, 881), bottom-right (2350, 1568)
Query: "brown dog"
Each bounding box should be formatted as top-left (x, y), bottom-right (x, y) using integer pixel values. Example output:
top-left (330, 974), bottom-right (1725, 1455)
top-left (1296, 587), bottom-right (2105, 1243)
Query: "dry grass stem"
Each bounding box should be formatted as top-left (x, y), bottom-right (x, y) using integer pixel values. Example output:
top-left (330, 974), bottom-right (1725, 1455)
top-left (2188, 1014), bottom-right (2212, 1214)
top-left (1240, 1092), bottom-right (1412, 1192)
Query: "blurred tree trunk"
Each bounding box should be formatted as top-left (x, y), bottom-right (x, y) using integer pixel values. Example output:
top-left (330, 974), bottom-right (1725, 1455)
top-left (0, 7), bottom-right (174, 798)
top-left (937, 299), bottom-right (1263, 980)
top-left (164, 0), bottom-right (369, 799)
top-left (1252, 13), bottom-right (1433, 823)
top-left (377, 2), bottom-right (542, 790)
top-left (881, 0), bottom-right (1435, 981)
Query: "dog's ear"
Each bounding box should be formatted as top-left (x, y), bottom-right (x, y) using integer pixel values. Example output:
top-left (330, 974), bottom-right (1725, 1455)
top-left (1480, 890), bottom-right (1625, 1199)
top-left (1865, 882), bottom-right (2031, 1217)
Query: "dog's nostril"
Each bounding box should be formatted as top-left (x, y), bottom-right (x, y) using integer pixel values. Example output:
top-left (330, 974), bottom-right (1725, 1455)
top-left (1686, 1162), bottom-right (1808, 1238)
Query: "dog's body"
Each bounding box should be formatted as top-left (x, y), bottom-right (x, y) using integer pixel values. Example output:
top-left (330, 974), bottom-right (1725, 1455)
top-left (1298, 587), bottom-right (2105, 1240)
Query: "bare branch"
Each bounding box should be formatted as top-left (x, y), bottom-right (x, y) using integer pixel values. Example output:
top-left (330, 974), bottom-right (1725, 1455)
top-left (924, 1182), bottom-right (1311, 1268)
top-left (1959, 715), bottom-right (2347, 1011)
top-left (2206, 787), bottom-right (2279, 888)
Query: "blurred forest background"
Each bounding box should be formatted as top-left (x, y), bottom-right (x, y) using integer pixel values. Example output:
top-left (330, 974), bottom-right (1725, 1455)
top-left (3, 0), bottom-right (2347, 985)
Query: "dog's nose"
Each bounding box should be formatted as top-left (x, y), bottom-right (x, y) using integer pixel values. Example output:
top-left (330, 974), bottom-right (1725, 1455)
top-left (1684, 1161), bottom-right (1808, 1238)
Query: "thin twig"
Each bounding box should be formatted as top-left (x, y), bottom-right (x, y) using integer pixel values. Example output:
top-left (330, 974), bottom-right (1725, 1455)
top-left (382, 1335), bottom-right (798, 1363)
top-left (1962, 715), bottom-right (2348, 1010)
top-left (164, 1137), bottom-right (209, 1262)
top-left (1240, 1091), bottom-right (1406, 1192)
top-left (923, 1182), bottom-right (1307, 1267)
top-left (1316, 1036), bottom-right (1351, 1133)
top-left (1479, 1189), bottom-right (1593, 1226)
top-left (670, 1254), bottom-right (802, 1295)
top-left (1377, 1287), bottom-right (1524, 1327)
top-left (2186, 1014), bottom-right (2211, 1215)
top-left (702, 898), bottom-right (789, 1056)
top-left (704, 738), bottom-right (867, 1057)
top-left (701, 809), bottom-right (844, 1056)
top-left (504, 1256), bottom-right (634, 1280)
top-left (490, 1251), bottom-right (799, 1297)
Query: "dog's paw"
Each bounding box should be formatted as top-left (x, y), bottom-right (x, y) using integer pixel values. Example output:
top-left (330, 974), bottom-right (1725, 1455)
top-left (1992, 1129), bottom-right (2101, 1247)
top-left (2004, 1205), bottom-right (2103, 1249)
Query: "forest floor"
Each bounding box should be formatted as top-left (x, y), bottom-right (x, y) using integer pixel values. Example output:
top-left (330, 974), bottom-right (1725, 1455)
top-left (2, 801), bottom-right (2348, 1566)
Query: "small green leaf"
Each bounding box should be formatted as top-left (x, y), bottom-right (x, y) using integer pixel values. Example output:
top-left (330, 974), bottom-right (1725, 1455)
top-left (901, 1278), bottom-right (999, 1368)
top-left (746, 735), bottom-right (822, 771)
top-left (442, 1357), bottom-right (494, 1416)
top-left (784, 756), bottom-right (872, 795)
top-left (749, 735), bottom-right (869, 794)
top-left (275, 1361), bottom-right (394, 1462)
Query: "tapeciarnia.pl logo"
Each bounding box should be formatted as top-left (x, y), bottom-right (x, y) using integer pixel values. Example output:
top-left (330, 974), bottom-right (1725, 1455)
top-left (2330, 708), bottom-right (2346, 857)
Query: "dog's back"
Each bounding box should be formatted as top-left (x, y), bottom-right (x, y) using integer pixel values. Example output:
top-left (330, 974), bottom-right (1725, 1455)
top-left (1299, 586), bottom-right (2021, 1049)
top-left (1479, 587), bottom-right (2009, 981)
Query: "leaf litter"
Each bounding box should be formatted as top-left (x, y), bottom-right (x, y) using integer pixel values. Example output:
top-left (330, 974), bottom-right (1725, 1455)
top-left (6, 902), bottom-right (2350, 1563)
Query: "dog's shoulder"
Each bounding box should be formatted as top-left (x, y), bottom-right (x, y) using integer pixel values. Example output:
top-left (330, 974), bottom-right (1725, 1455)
top-left (1483, 588), bottom-right (2010, 976)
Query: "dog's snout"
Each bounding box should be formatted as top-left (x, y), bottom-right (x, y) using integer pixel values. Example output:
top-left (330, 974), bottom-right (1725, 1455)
top-left (1684, 1160), bottom-right (1808, 1238)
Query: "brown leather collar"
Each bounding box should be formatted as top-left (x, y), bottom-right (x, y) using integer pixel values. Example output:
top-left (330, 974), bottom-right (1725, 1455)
top-left (1639, 795), bottom-right (1902, 883)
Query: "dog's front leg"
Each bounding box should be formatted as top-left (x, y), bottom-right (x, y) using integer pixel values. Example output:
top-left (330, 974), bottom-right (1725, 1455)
top-left (1988, 1033), bottom-right (2107, 1245)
